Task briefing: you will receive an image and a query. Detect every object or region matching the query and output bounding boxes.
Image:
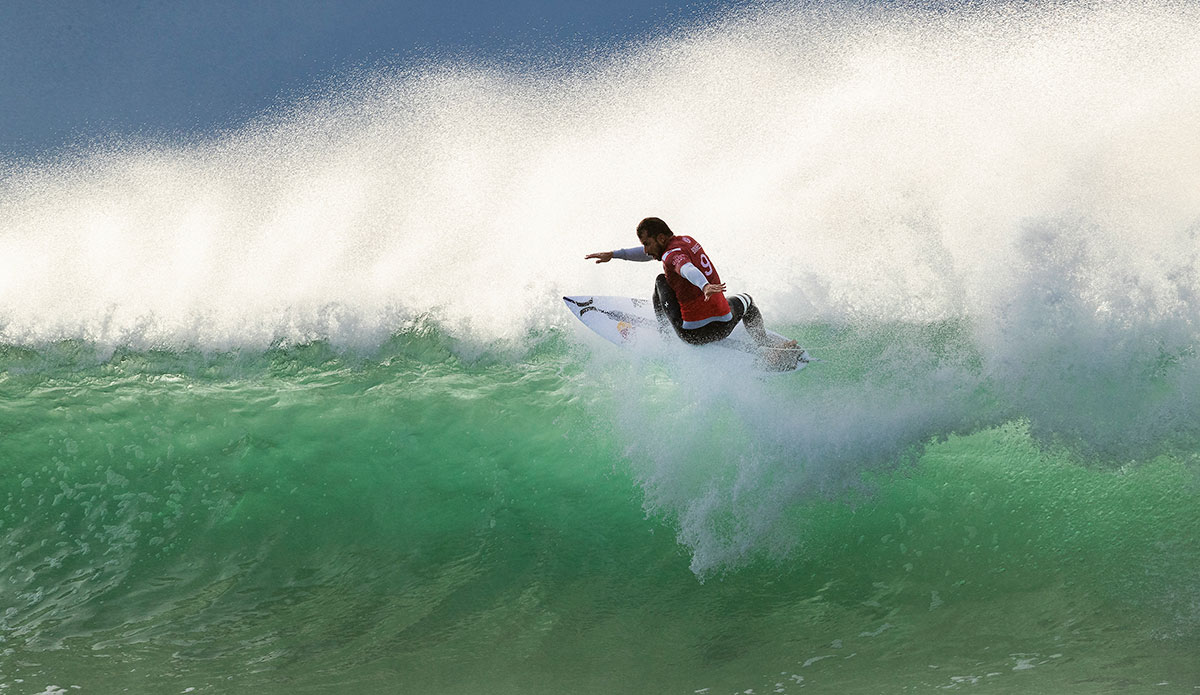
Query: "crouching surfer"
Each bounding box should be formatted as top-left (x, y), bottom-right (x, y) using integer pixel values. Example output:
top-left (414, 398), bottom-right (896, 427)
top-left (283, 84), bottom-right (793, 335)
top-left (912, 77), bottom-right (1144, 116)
top-left (584, 217), bottom-right (797, 357)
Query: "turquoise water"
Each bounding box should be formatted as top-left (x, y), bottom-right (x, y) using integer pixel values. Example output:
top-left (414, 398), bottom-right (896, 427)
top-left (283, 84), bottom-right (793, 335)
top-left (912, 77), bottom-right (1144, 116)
top-left (4, 2), bottom-right (1200, 692)
top-left (2, 326), bottom-right (1197, 694)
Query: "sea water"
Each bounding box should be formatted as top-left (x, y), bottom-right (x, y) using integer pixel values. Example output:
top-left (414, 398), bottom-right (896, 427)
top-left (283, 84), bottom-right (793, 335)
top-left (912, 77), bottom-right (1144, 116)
top-left (2, 2), bottom-right (1199, 693)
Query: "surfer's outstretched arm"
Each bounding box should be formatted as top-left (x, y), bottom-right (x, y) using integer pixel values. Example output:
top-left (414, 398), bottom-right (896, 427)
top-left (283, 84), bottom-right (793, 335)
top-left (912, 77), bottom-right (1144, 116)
top-left (585, 247), bottom-right (654, 264)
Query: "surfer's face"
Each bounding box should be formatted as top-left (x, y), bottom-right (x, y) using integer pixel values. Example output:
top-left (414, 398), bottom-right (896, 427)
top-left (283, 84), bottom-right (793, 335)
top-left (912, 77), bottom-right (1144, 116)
top-left (637, 230), bottom-right (668, 260)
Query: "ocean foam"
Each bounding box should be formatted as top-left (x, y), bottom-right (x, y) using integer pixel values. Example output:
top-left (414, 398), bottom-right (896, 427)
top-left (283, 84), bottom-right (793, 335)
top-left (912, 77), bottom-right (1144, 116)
top-left (1, 1), bottom-right (1196, 351)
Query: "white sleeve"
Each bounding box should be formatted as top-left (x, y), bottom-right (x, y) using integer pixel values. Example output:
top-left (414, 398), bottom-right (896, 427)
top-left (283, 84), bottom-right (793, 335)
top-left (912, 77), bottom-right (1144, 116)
top-left (679, 262), bottom-right (708, 289)
top-left (612, 247), bottom-right (653, 262)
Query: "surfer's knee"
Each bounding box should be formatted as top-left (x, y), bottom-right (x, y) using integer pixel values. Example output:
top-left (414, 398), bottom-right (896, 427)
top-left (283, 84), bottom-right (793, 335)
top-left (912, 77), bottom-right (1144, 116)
top-left (731, 293), bottom-right (759, 318)
top-left (654, 273), bottom-right (672, 297)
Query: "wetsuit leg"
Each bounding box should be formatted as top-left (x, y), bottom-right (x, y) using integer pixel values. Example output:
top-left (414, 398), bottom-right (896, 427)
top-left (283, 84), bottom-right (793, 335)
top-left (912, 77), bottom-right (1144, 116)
top-left (727, 294), bottom-right (774, 346)
top-left (684, 321), bottom-right (735, 344)
top-left (679, 305), bottom-right (740, 344)
top-left (652, 274), bottom-right (683, 338)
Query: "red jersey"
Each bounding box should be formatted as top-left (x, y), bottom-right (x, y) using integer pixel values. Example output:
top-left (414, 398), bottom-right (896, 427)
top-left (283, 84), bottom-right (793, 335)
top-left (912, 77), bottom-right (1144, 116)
top-left (661, 235), bottom-right (731, 323)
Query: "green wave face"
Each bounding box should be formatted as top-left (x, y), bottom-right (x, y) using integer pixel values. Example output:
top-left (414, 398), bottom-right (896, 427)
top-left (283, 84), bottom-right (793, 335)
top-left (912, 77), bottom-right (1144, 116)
top-left (2, 328), bottom-right (1197, 694)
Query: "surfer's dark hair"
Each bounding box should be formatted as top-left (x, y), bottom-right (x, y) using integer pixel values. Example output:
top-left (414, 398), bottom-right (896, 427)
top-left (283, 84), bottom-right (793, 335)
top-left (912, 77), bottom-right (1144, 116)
top-left (636, 217), bottom-right (674, 238)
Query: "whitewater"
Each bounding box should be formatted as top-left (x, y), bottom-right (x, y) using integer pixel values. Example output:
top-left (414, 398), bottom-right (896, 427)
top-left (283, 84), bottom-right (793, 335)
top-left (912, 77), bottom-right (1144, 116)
top-left (2, 1), bottom-right (1199, 693)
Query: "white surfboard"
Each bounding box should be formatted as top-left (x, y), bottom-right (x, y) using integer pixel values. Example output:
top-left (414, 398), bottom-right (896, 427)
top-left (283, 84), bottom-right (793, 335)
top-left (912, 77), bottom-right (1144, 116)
top-left (562, 295), bottom-right (811, 373)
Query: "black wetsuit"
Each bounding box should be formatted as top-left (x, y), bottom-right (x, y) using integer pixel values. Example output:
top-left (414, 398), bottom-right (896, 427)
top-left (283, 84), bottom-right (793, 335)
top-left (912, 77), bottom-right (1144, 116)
top-left (652, 274), bottom-right (774, 347)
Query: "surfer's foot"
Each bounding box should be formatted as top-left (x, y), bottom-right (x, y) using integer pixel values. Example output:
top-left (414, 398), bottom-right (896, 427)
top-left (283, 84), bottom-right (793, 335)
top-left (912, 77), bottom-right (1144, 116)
top-left (760, 340), bottom-right (796, 370)
top-left (758, 338), bottom-right (800, 370)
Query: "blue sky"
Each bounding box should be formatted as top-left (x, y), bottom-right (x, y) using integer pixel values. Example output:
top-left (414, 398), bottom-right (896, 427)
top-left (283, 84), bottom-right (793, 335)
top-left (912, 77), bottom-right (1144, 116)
top-left (0, 0), bottom-right (742, 159)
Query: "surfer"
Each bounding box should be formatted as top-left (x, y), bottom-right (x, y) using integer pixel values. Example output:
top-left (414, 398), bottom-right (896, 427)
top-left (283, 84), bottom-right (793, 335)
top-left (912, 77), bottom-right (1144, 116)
top-left (585, 217), bottom-right (797, 351)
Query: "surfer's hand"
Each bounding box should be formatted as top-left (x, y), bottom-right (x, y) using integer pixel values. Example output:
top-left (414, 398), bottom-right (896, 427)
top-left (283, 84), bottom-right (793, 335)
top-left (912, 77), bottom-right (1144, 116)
top-left (703, 282), bottom-right (726, 300)
top-left (585, 251), bottom-right (613, 264)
